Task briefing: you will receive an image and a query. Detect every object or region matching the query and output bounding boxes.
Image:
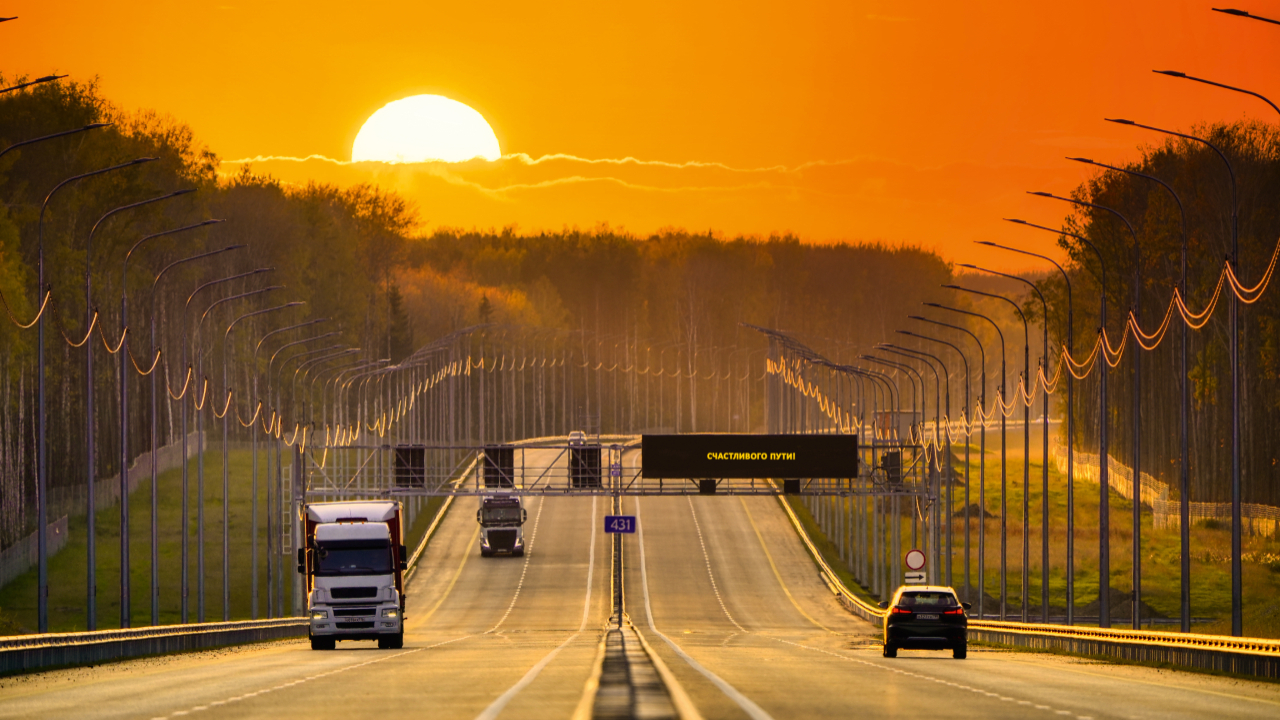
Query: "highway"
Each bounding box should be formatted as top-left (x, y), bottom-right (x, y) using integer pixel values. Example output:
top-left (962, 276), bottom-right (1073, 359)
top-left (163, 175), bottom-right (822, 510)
top-left (0, 448), bottom-right (1278, 718)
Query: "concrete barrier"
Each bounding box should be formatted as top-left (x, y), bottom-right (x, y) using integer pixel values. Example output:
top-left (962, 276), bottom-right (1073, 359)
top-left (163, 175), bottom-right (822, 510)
top-left (0, 619), bottom-right (307, 676)
top-left (0, 516), bottom-right (68, 589)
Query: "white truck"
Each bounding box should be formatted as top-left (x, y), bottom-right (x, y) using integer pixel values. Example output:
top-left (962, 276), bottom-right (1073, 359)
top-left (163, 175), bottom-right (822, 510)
top-left (299, 501), bottom-right (407, 650)
top-left (477, 494), bottom-right (527, 557)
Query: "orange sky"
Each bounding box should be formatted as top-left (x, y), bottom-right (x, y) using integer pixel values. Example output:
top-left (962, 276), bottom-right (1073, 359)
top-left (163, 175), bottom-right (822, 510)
top-left (6, 1), bottom-right (1280, 268)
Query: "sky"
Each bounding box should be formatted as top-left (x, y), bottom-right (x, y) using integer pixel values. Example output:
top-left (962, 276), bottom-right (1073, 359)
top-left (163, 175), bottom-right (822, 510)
top-left (6, 1), bottom-right (1280, 268)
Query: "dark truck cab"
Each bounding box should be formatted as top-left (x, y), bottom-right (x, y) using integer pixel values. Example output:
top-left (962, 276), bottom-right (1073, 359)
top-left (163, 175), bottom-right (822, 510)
top-left (477, 494), bottom-right (527, 557)
top-left (879, 585), bottom-right (970, 659)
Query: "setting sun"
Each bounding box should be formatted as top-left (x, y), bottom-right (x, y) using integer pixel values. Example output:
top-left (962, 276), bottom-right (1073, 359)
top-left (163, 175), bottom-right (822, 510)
top-left (351, 94), bottom-right (500, 163)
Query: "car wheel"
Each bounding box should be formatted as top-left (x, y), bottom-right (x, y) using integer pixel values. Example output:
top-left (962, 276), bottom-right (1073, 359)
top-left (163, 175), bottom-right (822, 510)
top-left (882, 644), bottom-right (897, 658)
top-left (953, 643), bottom-right (967, 660)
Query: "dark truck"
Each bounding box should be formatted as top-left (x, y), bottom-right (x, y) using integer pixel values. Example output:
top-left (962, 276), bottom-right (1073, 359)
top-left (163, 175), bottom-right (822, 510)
top-left (477, 494), bottom-right (527, 557)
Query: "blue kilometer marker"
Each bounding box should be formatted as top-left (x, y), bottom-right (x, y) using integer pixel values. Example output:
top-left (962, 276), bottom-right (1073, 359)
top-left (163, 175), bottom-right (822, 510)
top-left (604, 515), bottom-right (636, 534)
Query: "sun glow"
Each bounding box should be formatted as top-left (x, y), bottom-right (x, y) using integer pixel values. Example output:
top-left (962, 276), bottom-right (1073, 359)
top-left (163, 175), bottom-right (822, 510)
top-left (351, 95), bottom-right (500, 163)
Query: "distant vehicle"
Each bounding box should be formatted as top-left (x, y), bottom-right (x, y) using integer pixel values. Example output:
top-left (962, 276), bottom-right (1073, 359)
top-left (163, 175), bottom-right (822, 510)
top-left (879, 585), bottom-right (970, 659)
top-left (477, 494), bottom-right (527, 557)
top-left (300, 501), bottom-right (407, 651)
top-left (568, 430), bottom-right (587, 446)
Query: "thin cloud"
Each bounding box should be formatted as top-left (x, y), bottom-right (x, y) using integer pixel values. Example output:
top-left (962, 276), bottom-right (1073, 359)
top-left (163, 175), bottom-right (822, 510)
top-left (219, 153), bottom-right (858, 175)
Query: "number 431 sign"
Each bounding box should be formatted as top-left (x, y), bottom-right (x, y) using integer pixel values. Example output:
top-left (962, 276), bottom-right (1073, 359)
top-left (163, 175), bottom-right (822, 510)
top-left (604, 515), bottom-right (636, 533)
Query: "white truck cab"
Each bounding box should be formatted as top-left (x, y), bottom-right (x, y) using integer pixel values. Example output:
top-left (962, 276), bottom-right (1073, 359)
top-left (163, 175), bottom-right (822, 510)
top-left (301, 501), bottom-right (406, 650)
top-left (477, 495), bottom-right (527, 557)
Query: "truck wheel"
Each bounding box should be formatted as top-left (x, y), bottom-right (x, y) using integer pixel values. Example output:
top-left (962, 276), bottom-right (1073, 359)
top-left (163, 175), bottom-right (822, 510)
top-left (310, 635), bottom-right (335, 651)
top-left (480, 548), bottom-right (494, 558)
top-left (513, 548), bottom-right (525, 558)
top-left (378, 632), bottom-right (404, 650)
top-left (953, 642), bottom-right (967, 660)
top-left (882, 643), bottom-right (897, 658)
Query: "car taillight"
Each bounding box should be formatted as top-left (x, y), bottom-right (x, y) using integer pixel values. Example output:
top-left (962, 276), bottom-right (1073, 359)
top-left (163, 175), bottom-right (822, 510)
top-left (890, 606), bottom-right (907, 615)
top-left (944, 608), bottom-right (965, 615)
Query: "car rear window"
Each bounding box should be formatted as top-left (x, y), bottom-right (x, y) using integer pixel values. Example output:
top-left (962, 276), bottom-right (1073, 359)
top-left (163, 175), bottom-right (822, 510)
top-left (898, 591), bottom-right (959, 608)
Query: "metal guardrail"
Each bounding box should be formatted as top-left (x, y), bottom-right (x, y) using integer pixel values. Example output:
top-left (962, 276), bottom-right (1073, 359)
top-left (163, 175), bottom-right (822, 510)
top-left (0, 618), bottom-right (307, 676)
top-left (772, 490), bottom-right (1280, 679)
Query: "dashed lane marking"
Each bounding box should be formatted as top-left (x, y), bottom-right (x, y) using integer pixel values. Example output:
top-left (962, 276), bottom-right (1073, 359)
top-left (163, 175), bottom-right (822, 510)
top-left (473, 496), bottom-right (598, 720)
top-left (486, 496), bottom-right (545, 635)
top-left (148, 636), bottom-right (472, 719)
top-left (768, 637), bottom-right (1095, 720)
top-left (638, 497), bottom-right (775, 720)
top-left (686, 496), bottom-right (747, 634)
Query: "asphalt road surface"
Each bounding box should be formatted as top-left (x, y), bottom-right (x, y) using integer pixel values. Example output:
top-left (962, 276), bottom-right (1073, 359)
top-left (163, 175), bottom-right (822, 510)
top-left (1, 447), bottom-right (1278, 718)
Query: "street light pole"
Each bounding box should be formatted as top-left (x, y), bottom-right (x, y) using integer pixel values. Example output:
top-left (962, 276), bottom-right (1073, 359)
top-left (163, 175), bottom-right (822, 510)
top-left (1212, 7), bottom-right (1280, 25)
top-left (1029, 189), bottom-right (1144, 629)
top-left (182, 269), bottom-right (273, 622)
top-left (985, 239), bottom-right (1074, 625)
top-left (1132, 78), bottom-right (1274, 636)
top-left (220, 302), bottom-right (305, 620)
top-left (927, 303), bottom-right (1006, 618)
top-left (961, 265), bottom-right (1052, 621)
top-left (145, 243), bottom-right (242, 625)
top-left (947, 285), bottom-right (1030, 621)
top-left (1067, 155), bottom-right (1195, 632)
top-left (899, 330), bottom-right (969, 590)
top-left (193, 283), bottom-right (282, 620)
top-left (1006, 217), bottom-right (1112, 625)
top-left (250, 318), bottom-right (328, 619)
top-left (883, 343), bottom-right (951, 584)
top-left (118, 219), bottom-right (224, 627)
top-left (36, 156), bottom-right (155, 632)
top-left (79, 181), bottom-right (186, 633)
top-left (912, 315), bottom-right (986, 614)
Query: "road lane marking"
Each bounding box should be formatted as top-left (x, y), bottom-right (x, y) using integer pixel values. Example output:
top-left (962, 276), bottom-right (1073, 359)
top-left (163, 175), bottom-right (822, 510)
top-left (474, 496), bottom-right (598, 720)
top-left (150, 635), bottom-right (472, 719)
top-left (739, 496), bottom-right (833, 634)
top-left (416, 524), bottom-right (481, 627)
top-left (637, 497), bottom-right (776, 720)
top-left (686, 496), bottom-right (747, 633)
top-left (1002, 654), bottom-right (1280, 707)
top-left (486, 496), bottom-right (545, 634)
top-left (768, 637), bottom-right (1093, 720)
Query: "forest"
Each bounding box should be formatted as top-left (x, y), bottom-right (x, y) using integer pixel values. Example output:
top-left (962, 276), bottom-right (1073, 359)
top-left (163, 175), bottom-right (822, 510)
top-left (0, 77), bottom-right (955, 550)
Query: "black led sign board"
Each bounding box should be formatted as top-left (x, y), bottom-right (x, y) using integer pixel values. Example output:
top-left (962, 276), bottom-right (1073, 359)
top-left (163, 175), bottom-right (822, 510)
top-left (641, 434), bottom-right (858, 479)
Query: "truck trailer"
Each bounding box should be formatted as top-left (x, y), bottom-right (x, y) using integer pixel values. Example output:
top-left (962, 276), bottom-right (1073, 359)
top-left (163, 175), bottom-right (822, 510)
top-left (299, 501), bottom-right (407, 650)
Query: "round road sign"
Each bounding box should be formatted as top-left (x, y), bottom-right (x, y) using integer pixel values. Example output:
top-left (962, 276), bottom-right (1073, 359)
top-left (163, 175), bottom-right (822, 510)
top-left (904, 549), bottom-right (926, 571)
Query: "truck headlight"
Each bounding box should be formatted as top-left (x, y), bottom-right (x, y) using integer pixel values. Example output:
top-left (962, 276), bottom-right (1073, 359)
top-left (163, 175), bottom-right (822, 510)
top-left (311, 610), bottom-right (328, 620)
top-left (382, 609), bottom-right (398, 618)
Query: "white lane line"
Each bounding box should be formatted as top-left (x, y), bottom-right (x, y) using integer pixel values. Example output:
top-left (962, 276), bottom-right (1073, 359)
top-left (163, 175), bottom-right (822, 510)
top-left (637, 497), bottom-right (775, 720)
top-left (685, 496), bottom-right (747, 634)
top-left (473, 495), bottom-right (598, 720)
top-left (154, 635), bottom-right (473, 719)
top-left (485, 496), bottom-right (546, 634)
top-left (769, 637), bottom-right (1092, 720)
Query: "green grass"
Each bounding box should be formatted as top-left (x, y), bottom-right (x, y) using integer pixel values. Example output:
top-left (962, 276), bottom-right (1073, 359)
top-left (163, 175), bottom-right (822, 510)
top-left (0, 448), bottom-right (447, 634)
top-left (796, 437), bottom-right (1280, 638)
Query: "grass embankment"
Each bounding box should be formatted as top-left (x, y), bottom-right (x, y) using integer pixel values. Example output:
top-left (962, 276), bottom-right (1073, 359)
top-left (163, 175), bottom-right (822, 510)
top-left (0, 450), bottom-right (447, 634)
top-left (793, 434), bottom-right (1280, 638)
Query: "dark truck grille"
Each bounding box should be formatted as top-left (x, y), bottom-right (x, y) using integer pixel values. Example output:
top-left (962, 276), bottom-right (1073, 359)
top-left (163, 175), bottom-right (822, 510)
top-left (333, 607), bottom-right (374, 617)
top-left (330, 587), bottom-right (377, 599)
top-left (335, 622), bottom-right (375, 629)
top-left (489, 529), bottom-right (518, 551)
